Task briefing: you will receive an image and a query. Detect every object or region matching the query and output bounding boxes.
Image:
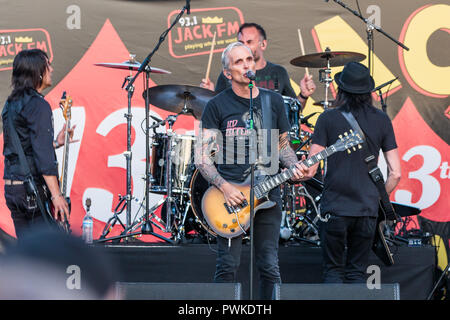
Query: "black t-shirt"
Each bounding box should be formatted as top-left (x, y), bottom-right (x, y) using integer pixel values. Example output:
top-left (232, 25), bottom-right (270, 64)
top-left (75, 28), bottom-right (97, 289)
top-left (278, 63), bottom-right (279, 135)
top-left (215, 61), bottom-right (297, 98)
top-left (311, 105), bottom-right (397, 217)
top-left (200, 87), bottom-right (291, 182)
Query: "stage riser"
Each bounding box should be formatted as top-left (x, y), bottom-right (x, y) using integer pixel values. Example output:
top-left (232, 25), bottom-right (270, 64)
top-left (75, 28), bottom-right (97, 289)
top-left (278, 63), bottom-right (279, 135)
top-left (103, 245), bottom-right (435, 300)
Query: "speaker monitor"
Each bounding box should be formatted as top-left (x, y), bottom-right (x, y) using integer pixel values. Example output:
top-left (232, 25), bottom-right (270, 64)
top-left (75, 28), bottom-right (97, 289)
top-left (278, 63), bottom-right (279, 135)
top-left (115, 282), bottom-right (242, 300)
top-left (274, 283), bottom-right (400, 300)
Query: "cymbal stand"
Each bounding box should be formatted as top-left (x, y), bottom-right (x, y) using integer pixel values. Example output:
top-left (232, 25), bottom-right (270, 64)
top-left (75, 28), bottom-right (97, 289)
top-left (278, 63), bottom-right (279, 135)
top-left (122, 1), bottom-right (189, 241)
top-left (318, 48), bottom-right (333, 110)
top-left (164, 114), bottom-right (178, 233)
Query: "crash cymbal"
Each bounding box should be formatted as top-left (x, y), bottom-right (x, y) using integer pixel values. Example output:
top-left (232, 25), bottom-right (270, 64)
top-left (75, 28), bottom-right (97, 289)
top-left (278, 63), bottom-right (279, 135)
top-left (290, 51), bottom-right (366, 68)
top-left (313, 100), bottom-right (335, 108)
top-left (143, 84), bottom-right (216, 119)
top-left (94, 61), bottom-right (171, 74)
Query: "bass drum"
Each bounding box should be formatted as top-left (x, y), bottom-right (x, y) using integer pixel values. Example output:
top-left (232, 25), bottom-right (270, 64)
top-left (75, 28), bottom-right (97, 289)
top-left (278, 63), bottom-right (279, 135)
top-left (189, 169), bottom-right (218, 237)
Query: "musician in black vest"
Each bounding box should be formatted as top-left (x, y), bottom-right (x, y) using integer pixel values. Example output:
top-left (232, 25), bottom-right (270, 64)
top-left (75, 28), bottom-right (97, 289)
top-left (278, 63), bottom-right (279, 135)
top-left (2, 49), bottom-right (75, 238)
top-left (196, 42), bottom-right (308, 299)
top-left (304, 62), bottom-right (401, 283)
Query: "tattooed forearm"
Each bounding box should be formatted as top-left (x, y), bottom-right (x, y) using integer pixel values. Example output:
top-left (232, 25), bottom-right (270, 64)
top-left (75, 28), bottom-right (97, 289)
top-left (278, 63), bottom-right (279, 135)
top-left (195, 129), bottom-right (226, 188)
top-left (278, 132), bottom-right (298, 168)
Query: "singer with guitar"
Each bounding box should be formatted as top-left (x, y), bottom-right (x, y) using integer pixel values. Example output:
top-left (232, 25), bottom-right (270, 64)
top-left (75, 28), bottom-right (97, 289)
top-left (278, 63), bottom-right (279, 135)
top-left (303, 62), bottom-right (401, 283)
top-left (2, 49), bottom-right (76, 238)
top-left (195, 42), bottom-right (310, 300)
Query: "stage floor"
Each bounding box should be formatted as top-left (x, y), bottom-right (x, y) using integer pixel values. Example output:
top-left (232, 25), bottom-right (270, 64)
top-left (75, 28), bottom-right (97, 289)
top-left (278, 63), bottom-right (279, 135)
top-left (101, 243), bottom-right (436, 300)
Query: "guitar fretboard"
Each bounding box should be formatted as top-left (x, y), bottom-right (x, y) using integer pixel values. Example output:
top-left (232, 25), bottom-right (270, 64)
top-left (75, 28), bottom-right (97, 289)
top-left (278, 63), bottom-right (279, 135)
top-left (255, 145), bottom-right (337, 198)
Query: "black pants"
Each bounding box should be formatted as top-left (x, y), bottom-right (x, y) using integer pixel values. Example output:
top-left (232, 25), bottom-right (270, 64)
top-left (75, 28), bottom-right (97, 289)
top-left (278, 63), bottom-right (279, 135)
top-left (320, 215), bottom-right (377, 283)
top-left (214, 190), bottom-right (282, 300)
top-left (4, 184), bottom-right (48, 239)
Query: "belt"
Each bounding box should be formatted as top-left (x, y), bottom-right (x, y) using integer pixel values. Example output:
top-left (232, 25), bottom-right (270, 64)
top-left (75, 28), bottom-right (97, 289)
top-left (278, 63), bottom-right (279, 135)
top-left (4, 179), bottom-right (25, 185)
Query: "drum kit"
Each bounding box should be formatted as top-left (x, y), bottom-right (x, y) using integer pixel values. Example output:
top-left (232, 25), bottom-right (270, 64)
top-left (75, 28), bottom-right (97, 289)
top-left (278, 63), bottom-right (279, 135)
top-left (93, 47), bottom-right (366, 245)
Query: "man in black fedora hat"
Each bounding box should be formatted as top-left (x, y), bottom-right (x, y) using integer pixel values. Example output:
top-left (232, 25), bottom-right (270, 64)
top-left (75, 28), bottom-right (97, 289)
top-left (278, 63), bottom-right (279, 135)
top-left (302, 61), bottom-right (401, 283)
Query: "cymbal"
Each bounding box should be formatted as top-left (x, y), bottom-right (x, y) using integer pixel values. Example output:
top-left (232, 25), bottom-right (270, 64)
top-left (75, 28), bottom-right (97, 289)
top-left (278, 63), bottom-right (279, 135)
top-left (290, 51), bottom-right (366, 68)
top-left (313, 100), bottom-right (335, 107)
top-left (143, 84), bottom-right (216, 119)
top-left (94, 61), bottom-right (171, 74)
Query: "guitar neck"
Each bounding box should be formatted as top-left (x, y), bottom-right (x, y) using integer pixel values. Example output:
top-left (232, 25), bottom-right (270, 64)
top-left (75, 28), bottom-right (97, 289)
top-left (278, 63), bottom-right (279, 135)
top-left (255, 145), bottom-right (336, 197)
top-left (60, 119), bottom-right (70, 197)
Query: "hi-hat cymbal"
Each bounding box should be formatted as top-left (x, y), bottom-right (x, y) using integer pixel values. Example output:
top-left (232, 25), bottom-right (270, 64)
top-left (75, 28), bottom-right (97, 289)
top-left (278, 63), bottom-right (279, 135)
top-left (143, 85), bottom-right (216, 119)
top-left (94, 61), bottom-right (171, 74)
top-left (290, 51), bottom-right (366, 68)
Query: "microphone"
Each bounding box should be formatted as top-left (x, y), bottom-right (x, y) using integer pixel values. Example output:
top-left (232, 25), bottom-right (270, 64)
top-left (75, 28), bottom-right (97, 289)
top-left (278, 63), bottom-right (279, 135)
top-left (245, 70), bottom-right (256, 80)
top-left (372, 77), bottom-right (398, 92)
top-left (186, 0), bottom-right (190, 14)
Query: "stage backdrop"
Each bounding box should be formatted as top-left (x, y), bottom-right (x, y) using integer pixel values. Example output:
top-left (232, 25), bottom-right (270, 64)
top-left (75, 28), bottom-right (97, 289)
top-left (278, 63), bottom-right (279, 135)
top-left (0, 0), bottom-right (448, 256)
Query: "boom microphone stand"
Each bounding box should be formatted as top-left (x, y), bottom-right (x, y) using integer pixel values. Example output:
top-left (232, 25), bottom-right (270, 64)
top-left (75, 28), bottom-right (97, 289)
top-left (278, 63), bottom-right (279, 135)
top-left (123, 3), bottom-right (189, 240)
top-left (327, 0), bottom-right (409, 75)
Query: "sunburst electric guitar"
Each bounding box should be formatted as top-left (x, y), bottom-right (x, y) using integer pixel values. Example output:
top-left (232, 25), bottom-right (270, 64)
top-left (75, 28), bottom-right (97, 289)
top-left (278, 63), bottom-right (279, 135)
top-left (45, 92), bottom-right (72, 233)
top-left (201, 131), bottom-right (364, 239)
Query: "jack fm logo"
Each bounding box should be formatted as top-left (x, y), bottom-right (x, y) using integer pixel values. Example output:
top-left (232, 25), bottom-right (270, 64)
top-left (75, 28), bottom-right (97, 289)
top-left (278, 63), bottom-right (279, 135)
top-left (168, 7), bottom-right (245, 58)
top-left (0, 29), bottom-right (53, 71)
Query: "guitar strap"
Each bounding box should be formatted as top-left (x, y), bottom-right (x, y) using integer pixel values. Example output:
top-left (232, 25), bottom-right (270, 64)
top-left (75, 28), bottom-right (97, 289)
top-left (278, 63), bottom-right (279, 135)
top-left (253, 88), bottom-right (273, 177)
top-left (340, 110), bottom-right (397, 222)
top-left (5, 100), bottom-right (51, 224)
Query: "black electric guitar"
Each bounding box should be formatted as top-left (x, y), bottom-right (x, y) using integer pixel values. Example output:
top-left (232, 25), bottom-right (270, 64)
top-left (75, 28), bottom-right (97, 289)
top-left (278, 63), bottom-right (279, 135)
top-left (201, 131), bottom-right (364, 239)
top-left (372, 200), bottom-right (396, 266)
top-left (45, 92), bottom-right (72, 233)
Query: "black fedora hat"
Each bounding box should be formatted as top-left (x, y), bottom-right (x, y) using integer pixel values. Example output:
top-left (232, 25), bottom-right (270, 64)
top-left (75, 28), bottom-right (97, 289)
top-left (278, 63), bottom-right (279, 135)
top-left (334, 61), bottom-right (374, 94)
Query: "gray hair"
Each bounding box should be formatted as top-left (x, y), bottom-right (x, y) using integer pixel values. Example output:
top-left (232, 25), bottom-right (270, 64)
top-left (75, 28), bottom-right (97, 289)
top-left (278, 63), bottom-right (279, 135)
top-left (221, 42), bottom-right (253, 71)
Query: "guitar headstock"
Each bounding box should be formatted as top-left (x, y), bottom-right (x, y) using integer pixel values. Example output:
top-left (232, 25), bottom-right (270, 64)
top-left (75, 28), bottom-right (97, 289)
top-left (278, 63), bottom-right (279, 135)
top-left (332, 130), bottom-right (364, 154)
top-left (59, 91), bottom-right (72, 121)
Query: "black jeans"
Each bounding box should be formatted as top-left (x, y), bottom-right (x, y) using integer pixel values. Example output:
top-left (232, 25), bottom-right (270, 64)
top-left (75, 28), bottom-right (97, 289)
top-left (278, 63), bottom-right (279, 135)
top-left (320, 215), bottom-right (377, 283)
top-left (4, 184), bottom-right (47, 239)
top-left (214, 190), bottom-right (282, 300)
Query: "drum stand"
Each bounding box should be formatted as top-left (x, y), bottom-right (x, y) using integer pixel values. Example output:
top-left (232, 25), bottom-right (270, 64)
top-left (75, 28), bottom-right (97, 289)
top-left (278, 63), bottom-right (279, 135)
top-left (95, 66), bottom-right (174, 244)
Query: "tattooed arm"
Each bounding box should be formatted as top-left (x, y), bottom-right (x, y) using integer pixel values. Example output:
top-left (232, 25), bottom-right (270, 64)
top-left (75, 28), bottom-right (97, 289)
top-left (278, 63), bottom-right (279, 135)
top-left (279, 132), bottom-right (299, 168)
top-left (195, 128), bottom-right (246, 206)
top-left (195, 128), bottom-right (226, 188)
top-left (278, 131), bottom-right (310, 181)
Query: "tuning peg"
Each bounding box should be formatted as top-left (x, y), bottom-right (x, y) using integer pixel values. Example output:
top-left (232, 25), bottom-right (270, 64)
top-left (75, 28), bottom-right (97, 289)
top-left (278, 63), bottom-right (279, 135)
top-left (339, 134), bottom-right (343, 140)
top-left (347, 149), bottom-right (351, 154)
top-left (358, 144), bottom-right (362, 149)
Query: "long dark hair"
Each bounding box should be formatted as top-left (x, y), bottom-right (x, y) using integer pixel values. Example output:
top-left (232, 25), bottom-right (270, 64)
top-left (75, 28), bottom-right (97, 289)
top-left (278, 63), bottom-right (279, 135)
top-left (334, 88), bottom-right (373, 112)
top-left (7, 49), bottom-right (49, 102)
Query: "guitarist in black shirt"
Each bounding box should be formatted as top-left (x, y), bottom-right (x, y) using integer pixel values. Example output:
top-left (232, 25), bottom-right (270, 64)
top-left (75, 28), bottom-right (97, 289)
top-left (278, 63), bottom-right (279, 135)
top-left (2, 49), bottom-right (76, 238)
top-left (304, 62), bottom-right (401, 283)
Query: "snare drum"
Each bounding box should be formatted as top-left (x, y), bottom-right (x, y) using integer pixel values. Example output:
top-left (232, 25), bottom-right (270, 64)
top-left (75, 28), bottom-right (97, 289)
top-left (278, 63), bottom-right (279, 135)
top-left (150, 133), bottom-right (196, 194)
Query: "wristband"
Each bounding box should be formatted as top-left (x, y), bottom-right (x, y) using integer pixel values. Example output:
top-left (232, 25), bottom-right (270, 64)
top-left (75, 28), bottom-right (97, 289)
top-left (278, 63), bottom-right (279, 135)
top-left (299, 92), bottom-right (308, 100)
top-left (54, 140), bottom-right (61, 149)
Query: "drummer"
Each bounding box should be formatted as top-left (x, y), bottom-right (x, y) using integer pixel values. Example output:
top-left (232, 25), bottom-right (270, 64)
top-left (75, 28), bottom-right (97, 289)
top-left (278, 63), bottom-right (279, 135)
top-left (200, 22), bottom-right (316, 108)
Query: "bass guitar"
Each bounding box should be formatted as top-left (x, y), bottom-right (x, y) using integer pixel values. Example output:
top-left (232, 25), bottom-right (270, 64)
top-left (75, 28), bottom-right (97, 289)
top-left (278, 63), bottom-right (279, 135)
top-left (45, 91), bottom-right (72, 232)
top-left (201, 131), bottom-right (363, 239)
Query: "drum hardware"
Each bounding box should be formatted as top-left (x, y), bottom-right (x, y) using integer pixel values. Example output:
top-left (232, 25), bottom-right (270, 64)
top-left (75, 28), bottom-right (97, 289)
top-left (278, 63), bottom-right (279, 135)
top-left (93, 54), bottom-right (174, 244)
top-left (280, 182), bottom-right (321, 246)
top-left (290, 48), bottom-right (366, 110)
top-left (142, 84), bottom-right (215, 120)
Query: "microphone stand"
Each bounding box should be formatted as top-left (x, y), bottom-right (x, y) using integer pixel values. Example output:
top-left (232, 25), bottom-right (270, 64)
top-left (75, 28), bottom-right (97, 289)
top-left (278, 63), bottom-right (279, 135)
top-left (328, 0), bottom-right (409, 76)
top-left (246, 79), bottom-right (256, 300)
top-left (124, 3), bottom-right (189, 238)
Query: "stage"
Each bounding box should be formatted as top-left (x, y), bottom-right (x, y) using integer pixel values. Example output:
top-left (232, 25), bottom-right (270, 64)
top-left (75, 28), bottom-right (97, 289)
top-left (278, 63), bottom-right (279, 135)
top-left (102, 242), bottom-right (436, 300)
